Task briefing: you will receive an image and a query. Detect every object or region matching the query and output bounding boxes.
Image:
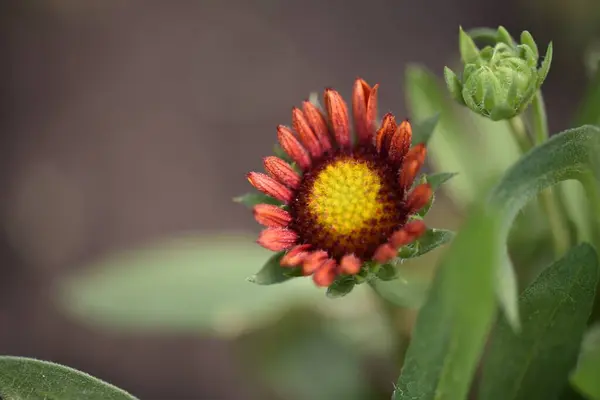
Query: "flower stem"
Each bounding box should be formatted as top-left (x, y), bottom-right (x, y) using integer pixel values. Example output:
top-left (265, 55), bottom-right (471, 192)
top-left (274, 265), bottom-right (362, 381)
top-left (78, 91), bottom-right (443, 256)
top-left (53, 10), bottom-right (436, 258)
top-left (506, 94), bottom-right (571, 257)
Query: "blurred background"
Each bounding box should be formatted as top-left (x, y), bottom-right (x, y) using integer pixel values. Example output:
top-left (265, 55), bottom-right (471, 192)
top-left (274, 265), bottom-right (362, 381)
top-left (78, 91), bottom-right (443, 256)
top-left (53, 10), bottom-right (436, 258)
top-left (1, 0), bottom-right (599, 399)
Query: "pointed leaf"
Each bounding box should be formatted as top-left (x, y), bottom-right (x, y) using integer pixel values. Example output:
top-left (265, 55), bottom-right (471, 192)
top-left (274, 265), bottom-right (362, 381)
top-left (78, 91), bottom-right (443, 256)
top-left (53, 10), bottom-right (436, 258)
top-left (234, 192), bottom-right (283, 208)
top-left (537, 42), bottom-right (553, 87)
top-left (489, 125), bottom-right (600, 329)
top-left (273, 143), bottom-right (293, 163)
top-left (412, 113), bottom-right (440, 145)
top-left (444, 67), bottom-right (465, 104)
top-left (459, 26), bottom-right (480, 64)
top-left (0, 356), bottom-right (137, 400)
top-left (248, 251), bottom-right (301, 285)
top-left (399, 228), bottom-right (455, 259)
top-left (497, 26), bottom-right (516, 47)
top-left (520, 31), bottom-right (539, 59)
top-left (479, 243), bottom-right (599, 400)
top-left (427, 172), bottom-right (458, 190)
top-left (326, 276), bottom-right (356, 298)
top-left (393, 206), bottom-right (502, 400)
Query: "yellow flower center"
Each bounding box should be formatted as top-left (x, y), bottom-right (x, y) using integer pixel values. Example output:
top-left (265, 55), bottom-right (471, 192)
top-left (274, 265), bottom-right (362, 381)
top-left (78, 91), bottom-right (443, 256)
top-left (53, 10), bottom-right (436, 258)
top-left (290, 150), bottom-right (407, 260)
top-left (308, 159), bottom-right (384, 234)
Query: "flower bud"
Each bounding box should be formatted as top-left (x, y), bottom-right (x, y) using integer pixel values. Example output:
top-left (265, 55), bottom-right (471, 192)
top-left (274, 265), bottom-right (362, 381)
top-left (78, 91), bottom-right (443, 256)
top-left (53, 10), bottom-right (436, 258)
top-left (445, 26), bottom-right (553, 121)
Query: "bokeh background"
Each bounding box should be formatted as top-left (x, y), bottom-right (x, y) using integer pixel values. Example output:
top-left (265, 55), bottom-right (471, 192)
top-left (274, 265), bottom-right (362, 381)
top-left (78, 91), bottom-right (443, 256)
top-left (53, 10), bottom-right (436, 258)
top-left (1, 1), bottom-right (599, 399)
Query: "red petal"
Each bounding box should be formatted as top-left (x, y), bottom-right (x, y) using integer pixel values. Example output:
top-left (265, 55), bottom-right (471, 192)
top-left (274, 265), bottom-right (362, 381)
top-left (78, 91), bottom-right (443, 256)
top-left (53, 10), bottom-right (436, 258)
top-left (263, 156), bottom-right (301, 188)
top-left (324, 88), bottom-right (351, 148)
top-left (302, 250), bottom-right (328, 275)
top-left (302, 101), bottom-right (332, 153)
top-left (247, 172), bottom-right (293, 203)
top-left (376, 113), bottom-right (397, 154)
top-left (406, 183), bottom-right (433, 214)
top-left (253, 204), bottom-right (292, 228)
top-left (373, 243), bottom-right (397, 264)
top-left (292, 107), bottom-right (323, 159)
top-left (391, 220), bottom-right (427, 248)
top-left (257, 228), bottom-right (298, 251)
top-left (352, 79), bottom-right (378, 144)
top-left (280, 244), bottom-right (312, 267)
top-left (313, 259), bottom-right (338, 287)
top-left (277, 125), bottom-right (311, 170)
top-left (339, 254), bottom-right (362, 275)
top-left (389, 120), bottom-right (412, 164)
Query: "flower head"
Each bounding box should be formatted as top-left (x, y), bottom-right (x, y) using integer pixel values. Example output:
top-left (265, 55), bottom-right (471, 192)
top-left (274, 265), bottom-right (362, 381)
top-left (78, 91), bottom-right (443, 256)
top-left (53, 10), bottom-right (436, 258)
top-left (444, 26), bottom-right (553, 121)
top-left (246, 79), bottom-right (432, 287)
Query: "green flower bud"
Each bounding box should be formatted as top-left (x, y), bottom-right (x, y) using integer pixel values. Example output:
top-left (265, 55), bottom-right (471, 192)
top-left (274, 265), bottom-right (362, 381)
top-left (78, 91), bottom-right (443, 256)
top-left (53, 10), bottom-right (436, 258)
top-left (445, 26), bottom-right (553, 121)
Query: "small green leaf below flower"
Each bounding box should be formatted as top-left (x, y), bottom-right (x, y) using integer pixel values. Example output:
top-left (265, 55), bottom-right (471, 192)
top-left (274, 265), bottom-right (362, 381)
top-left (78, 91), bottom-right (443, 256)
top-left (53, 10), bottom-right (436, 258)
top-left (0, 356), bottom-right (138, 400)
top-left (326, 276), bottom-right (356, 298)
top-left (376, 263), bottom-right (399, 281)
top-left (414, 172), bottom-right (458, 218)
top-left (247, 252), bottom-right (302, 285)
top-left (234, 192), bottom-right (283, 208)
top-left (397, 228), bottom-right (455, 260)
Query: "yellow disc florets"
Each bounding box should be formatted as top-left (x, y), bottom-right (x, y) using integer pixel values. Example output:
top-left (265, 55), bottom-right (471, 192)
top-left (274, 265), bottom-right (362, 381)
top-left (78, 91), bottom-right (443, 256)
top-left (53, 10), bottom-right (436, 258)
top-left (308, 158), bottom-right (384, 234)
top-left (290, 149), bottom-right (407, 260)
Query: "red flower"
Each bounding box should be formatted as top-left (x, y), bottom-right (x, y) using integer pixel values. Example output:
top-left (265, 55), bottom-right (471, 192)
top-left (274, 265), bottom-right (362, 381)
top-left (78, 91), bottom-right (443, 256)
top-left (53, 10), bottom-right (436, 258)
top-left (247, 79), bottom-right (432, 287)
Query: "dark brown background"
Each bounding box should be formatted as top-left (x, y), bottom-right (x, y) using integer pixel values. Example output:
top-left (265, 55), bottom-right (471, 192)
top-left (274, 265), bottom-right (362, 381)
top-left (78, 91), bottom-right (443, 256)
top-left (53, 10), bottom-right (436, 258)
top-left (0, 0), bottom-right (596, 398)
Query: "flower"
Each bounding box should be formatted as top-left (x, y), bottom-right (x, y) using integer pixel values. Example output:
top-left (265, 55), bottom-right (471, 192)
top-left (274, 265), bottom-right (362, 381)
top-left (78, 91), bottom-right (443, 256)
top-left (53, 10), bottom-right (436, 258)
top-left (246, 79), bottom-right (432, 287)
top-left (444, 26), bottom-right (553, 121)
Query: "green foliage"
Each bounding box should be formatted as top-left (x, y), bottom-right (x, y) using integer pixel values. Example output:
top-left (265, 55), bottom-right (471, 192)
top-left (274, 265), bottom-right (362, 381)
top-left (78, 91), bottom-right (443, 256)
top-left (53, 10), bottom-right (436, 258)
top-left (0, 357), bottom-right (137, 400)
top-left (479, 244), bottom-right (599, 400)
top-left (393, 206), bottom-right (502, 399)
top-left (571, 324), bottom-right (600, 399)
top-left (233, 191), bottom-right (283, 208)
top-left (489, 125), bottom-right (600, 328)
top-left (59, 235), bottom-right (320, 334)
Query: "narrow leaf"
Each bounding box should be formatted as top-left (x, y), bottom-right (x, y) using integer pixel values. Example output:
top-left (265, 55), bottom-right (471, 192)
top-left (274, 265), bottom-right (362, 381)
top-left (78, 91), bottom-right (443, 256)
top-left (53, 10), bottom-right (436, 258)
top-left (489, 125), bottom-right (600, 328)
top-left (393, 206), bottom-right (502, 400)
top-left (479, 243), bottom-right (599, 400)
top-left (0, 356), bottom-right (137, 400)
top-left (427, 172), bottom-right (458, 191)
top-left (234, 192), bottom-right (283, 208)
top-left (399, 228), bottom-right (455, 259)
top-left (248, 251), bottom-right (301, 285)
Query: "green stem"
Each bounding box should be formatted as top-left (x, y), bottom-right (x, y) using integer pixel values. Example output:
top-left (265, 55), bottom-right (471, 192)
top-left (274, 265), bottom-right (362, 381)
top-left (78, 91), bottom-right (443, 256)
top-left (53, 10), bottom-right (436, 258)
top-left (507, 94), bottom-right (571, 257)
top-left (531, 91), bottom-right (549, 145)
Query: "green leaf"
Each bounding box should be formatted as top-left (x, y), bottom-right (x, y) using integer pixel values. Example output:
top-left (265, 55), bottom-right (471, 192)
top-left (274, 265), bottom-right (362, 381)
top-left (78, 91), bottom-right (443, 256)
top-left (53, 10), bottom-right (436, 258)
top-left (489, 125), bottom-right (600, 329)
top-left (537, 42), bottom-right (553, 87)
top-left (376, 263), bottom-right (399, 281)
top-left (58, 234), bottom-right (322, 334)
top-left (326, 276), bottom-right (356, 298)
top-left (414, 172), bottom-right (458, 218)
top-left (247, 252), bottom-right (301, 285)
top-left (412, 113), bottom-right (440, 145)
top-left (233, 192), bottom-right (283, 208)
top-left (497, 26), bottom-right (516, 47)
top-left (393, 205), bottom-right (502, 400)
top-left (405, 65), bottom-right (521, 207)
top-left (427, 172), bottom-right (457, 191)
top-left (459, 26), bottom-right (480, 64)
top-left (520, 31), bottom-right (539, 60)
top-left (443, 67), bottom-right (464, 104)
top-left (479, 243), bottom-right (599, 400)
top-left (273, 144), bottom-right (292, 163)
top-left (571, 324), bottom-right (600, 399)
top-left (399, 228), bottom-right (455, 259)
top-left (0, 356), bottom-right (137, 400)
